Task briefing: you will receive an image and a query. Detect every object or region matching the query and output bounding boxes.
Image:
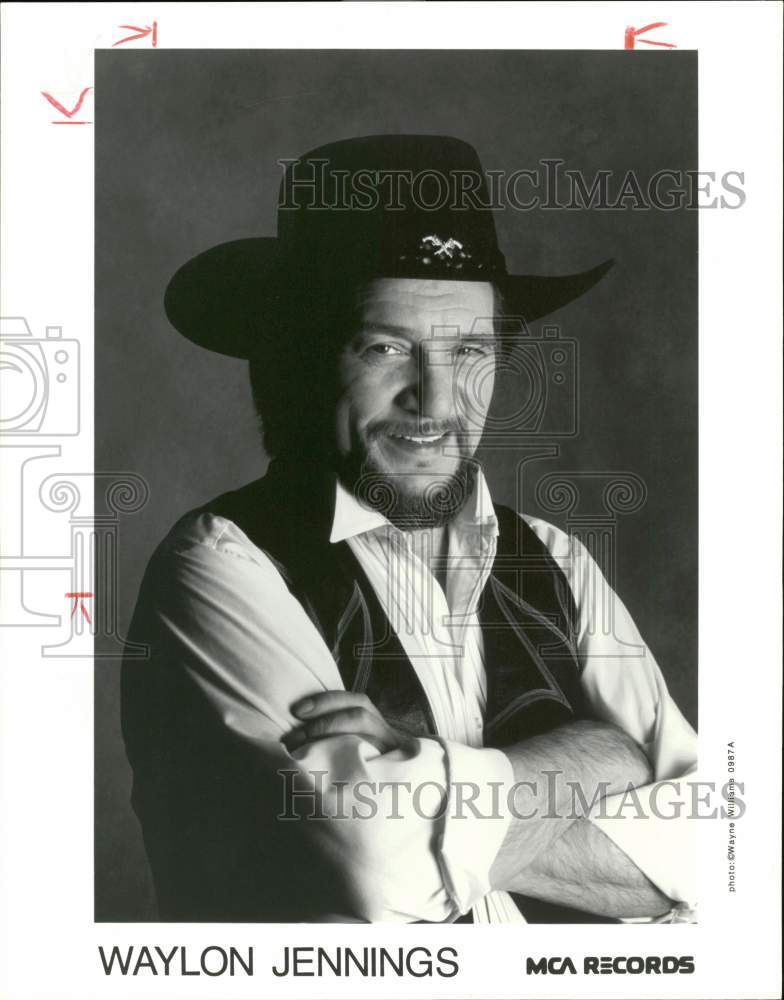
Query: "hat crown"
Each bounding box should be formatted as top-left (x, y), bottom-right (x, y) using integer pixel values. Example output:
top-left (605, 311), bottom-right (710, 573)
top-left (164, 132), bottom-right (613, 358)
top-left (276, 134), bottom-right (505, 280)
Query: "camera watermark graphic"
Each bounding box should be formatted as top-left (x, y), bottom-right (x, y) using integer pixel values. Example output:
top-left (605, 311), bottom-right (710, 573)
top-left (0, 317), bottom-right (80, 436)
top-left (454, 318), bottom-right (580, 442)
top-left (0, 316), bottom-right (150, 656)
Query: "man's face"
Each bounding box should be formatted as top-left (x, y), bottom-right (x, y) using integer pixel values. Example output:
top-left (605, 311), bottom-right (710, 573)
top-left (334, 278), bottom-right (497, 526)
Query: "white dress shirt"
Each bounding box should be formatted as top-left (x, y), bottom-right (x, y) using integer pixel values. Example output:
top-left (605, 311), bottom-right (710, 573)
top-left (150, 469), bottom-right (697, 922)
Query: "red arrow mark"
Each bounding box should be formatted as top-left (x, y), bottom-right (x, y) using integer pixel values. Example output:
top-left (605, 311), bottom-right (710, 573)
top-left (41, 86), bottom-right (93, 123)
top-left (624, 22), bottom-right (677, 50)
top-left (112, 21), bottom-right (158, 47)
top-left (66, 592), bottom-right (94, 625)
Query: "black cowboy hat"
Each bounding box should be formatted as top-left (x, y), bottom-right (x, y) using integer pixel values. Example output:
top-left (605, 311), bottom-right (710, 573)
top-left (165, 134), bottom-right (613, 358)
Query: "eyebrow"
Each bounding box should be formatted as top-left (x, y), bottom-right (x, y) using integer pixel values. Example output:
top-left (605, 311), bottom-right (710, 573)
top-left (356, 322), bottom-right (415, 338)
top-left (355, 323), bottom-right (497, 341)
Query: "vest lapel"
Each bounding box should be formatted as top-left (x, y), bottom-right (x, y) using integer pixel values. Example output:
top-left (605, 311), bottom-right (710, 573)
top-left (206, 469), bottom-right (584, 747)
top-left (481, 506), bottom-right (584, 747)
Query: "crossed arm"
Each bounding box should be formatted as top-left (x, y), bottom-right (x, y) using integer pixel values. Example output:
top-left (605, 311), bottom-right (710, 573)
top-left (284, 691), bottom-right (674, 918)
top-left (490, 725), bottom-right (674, 916)
top-left (128, 515), bottom-right (696, 922)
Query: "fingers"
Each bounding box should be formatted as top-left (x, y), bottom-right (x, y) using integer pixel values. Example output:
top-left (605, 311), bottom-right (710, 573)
top-left (283, 706), bottom-right (390, 752)
top-left (285, 690), bottom-right (418, 757)
top-left (291, 690), bottom-right (375, 721)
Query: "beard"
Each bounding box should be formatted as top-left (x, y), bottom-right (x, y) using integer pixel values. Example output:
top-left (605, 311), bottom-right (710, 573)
top-left (335, 426), bottom-right (478, 530)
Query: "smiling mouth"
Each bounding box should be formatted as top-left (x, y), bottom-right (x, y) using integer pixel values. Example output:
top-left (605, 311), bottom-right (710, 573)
top-left (388, 432), bottom-right (448, 446)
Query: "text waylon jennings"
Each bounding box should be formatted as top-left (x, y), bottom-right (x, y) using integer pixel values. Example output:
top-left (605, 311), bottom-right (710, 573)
top-left (98, 945), bottom-right (459, 978)
top-left (98, 945), bottom-right (696, 978)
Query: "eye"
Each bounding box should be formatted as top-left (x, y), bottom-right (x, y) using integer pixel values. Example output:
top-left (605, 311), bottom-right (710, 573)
top-left (455, 343), bottom-right (495, 358)
top-left (364, 343), bottom-right (407, 358)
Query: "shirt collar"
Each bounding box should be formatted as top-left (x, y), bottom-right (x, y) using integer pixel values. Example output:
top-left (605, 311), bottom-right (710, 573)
top-left (329, 467), bottom-right (499, 544)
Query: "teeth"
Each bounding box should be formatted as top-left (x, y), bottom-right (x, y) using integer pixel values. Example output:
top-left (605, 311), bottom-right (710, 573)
top-left (392, 433), bottom-right (444, 444)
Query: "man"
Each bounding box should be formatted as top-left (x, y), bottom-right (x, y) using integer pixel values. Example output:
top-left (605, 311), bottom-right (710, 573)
top-left (122, 135), bottom-right (697, 924)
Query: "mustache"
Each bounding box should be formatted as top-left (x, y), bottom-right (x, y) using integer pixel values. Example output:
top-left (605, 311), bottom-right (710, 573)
top-left (367, 419), bottom-right (463, 439)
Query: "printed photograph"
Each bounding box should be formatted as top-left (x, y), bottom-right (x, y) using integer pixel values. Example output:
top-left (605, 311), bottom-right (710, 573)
top-left (94, 49), bottom-right (698, 924)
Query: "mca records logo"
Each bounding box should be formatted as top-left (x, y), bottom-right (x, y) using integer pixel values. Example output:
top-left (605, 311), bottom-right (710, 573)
top-left (526, 955), bottom-right (696, 975)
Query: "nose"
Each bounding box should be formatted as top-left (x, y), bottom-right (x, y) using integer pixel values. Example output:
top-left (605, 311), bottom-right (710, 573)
top-left (396, 347), bottom-right (455, 424)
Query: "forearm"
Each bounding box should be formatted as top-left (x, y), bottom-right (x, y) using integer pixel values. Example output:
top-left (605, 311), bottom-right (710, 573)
top-left (509, 818), bottom-right (673, 918)
top-left (488, 719), bottom-right (666, 916)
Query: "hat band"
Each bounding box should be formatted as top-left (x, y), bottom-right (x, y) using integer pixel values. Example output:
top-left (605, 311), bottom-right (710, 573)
top-left (394, 233), bottom-right (505, 277)
top-left (286, 231), bottom-right (506, 284)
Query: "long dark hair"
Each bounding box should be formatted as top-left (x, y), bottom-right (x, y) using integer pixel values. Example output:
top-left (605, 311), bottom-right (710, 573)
top-left (247, 283), bottom-right (361, 458)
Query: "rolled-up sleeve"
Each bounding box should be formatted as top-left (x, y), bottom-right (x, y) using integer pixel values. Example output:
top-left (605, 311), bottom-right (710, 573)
top-left (526, 520), bottom-right (698, 914)
top-left (437, 741), bottom-right (515, 915)
top-left (131, 512), bottom-right (470, 922)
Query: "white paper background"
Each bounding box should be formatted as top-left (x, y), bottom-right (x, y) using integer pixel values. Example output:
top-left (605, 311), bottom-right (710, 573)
top-left (1, 3), bottom-right (781, 998)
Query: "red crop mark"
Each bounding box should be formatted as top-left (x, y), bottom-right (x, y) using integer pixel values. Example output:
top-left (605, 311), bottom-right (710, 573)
top-left (41, 86), bottom-right (93, 124)
top-left (112, 21), bottom-right (157, 47)
top-left (66, 592), bottom-right (94, 625)
top-left (625, 22), bottom-right (677, 49)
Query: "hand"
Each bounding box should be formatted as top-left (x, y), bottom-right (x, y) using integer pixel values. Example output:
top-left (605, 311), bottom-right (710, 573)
top-left (282, 690), bottom-right (418, 756)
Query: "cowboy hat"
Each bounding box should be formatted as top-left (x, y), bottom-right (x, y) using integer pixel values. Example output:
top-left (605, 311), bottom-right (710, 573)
top-left (164, 134), bottom-right (613, 358)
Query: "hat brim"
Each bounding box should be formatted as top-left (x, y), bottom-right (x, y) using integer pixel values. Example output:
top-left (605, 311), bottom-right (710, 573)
top-left (164, 238), bottom-right (614, 359)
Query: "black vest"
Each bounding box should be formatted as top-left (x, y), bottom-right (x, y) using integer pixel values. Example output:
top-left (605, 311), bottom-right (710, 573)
top-left (207, 467), bottom-right (613, 924)
top-left (124, 465), bottom-right (613, 923)
top-left (209, 468), bottom-right (587, 748)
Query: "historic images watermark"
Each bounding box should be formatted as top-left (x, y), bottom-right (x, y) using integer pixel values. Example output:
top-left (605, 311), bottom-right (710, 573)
top-left (276, 768), bottom-right (745, 823)
top-left (279, 159), bottom-right (746, 213)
